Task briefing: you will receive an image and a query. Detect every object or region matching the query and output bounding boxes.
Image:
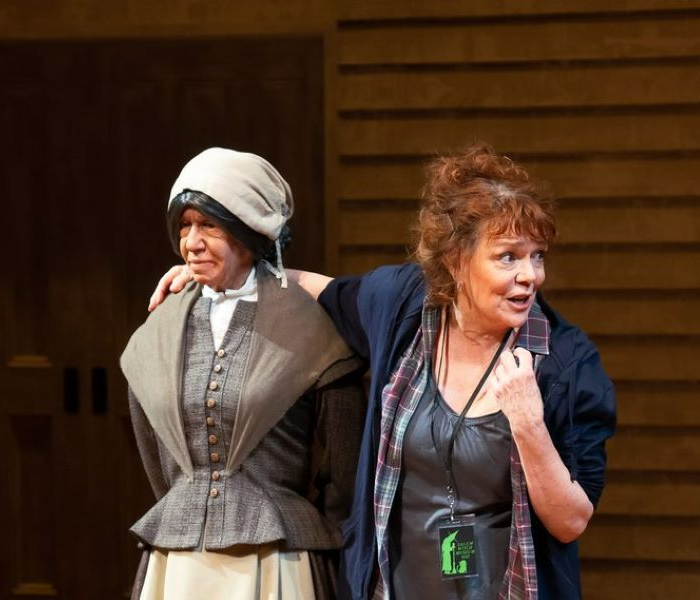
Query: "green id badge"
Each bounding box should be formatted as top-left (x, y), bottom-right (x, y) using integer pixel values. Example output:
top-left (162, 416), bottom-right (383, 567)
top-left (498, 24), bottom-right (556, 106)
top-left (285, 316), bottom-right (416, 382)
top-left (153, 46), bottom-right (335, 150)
top-left (437, 514), bottom-right (478, 580)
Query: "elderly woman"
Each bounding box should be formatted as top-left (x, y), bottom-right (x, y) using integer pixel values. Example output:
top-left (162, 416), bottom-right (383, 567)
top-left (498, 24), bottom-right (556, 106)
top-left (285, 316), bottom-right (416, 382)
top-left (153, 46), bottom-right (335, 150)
top-left (151, 143), bottom-right (616, 600)
top-left (121, 148), bottom-right (364, 600)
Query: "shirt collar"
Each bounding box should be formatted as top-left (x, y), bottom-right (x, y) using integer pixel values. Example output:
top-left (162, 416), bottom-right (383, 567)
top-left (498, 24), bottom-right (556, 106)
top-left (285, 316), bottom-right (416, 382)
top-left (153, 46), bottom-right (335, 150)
top-left (514, 299), bottom-right (550, 355)
top-left (201, 266), bottom-right (257, 303)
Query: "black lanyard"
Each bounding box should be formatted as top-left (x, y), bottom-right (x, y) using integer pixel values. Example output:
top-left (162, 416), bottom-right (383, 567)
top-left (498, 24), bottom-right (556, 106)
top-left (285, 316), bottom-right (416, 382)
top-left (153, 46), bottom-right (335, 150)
top-left (430, 317), bottom-right (513, 521)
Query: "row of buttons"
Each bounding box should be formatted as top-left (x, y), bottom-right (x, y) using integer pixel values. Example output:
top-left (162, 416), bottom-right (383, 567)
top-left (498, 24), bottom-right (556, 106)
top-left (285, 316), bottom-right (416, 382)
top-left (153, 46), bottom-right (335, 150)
top-left (208, 349), bottom-right (227, 500)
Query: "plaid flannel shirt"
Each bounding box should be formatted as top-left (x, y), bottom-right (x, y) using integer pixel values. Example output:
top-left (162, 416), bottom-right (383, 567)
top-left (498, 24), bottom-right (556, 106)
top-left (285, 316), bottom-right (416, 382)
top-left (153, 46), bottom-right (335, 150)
top-left (374, 301), bottom-right (550, 599)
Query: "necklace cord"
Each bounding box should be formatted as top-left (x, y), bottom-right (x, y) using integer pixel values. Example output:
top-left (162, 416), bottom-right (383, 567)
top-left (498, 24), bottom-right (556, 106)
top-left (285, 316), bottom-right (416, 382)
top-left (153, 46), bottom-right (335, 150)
top-left (430, 310), bottom-right (513, 510)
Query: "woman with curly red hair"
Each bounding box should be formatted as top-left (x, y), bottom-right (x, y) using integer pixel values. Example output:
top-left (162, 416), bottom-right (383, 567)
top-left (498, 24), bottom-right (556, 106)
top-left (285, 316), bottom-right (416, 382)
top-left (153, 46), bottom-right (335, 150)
top-left (150, 143), bottom-right (615, 600)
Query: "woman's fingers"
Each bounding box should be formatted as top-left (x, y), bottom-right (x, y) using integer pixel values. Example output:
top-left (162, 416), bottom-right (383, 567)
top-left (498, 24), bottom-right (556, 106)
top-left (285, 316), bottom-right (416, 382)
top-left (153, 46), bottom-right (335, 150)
top-left (492, 348), bottom-right (543, 428)
top-left (171, 266), bottom-right (191, 292)
top-left (512, 347), bottom-right (533, 368)
top-left (498, 350), bottom-right (517, 371)
top-left (148, 265), bottom-right (188, 312)
top-left (492, 349), bottom-right (536, 401)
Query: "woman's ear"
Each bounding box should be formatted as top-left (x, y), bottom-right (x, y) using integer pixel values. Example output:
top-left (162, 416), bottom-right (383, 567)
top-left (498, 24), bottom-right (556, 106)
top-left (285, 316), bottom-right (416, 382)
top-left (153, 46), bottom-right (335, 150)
top-left (442, 245), bottom-right (462, 281)
top-left (446, 245), bottom-right (474, 304)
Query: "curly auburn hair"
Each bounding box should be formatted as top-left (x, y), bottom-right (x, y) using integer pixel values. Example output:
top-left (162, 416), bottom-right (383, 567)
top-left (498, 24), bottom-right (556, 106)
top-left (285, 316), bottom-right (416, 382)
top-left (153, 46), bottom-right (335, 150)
top-left (413, 142), bottom-right (557, 307)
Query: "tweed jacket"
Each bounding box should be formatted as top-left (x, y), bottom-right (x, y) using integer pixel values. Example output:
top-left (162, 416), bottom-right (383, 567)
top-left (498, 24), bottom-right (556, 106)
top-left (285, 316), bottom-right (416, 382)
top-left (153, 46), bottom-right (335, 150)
top-left (121, 269), bottom-right (365, 552)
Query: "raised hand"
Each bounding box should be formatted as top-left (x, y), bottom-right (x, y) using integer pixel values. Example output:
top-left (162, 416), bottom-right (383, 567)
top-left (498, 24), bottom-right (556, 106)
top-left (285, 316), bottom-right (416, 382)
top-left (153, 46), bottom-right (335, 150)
top-left (491, 347), bottom-right (544, 433)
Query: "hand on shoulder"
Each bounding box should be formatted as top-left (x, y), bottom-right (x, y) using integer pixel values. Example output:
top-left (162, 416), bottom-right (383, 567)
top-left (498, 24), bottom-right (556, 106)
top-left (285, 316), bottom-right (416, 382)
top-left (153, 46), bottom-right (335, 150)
top-left (148, 265), bottom-right (192, 312)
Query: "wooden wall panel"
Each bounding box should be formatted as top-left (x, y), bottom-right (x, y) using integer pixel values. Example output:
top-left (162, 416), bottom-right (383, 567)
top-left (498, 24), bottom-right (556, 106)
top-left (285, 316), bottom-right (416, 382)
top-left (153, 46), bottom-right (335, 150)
top-left (339, 247), bottom-right (700, 290)
top-left (598, 475), bottom-right (700, 516)
top-left (0, 0), bottom-right (333, 38)
top-left (1, 88), bottom-right (50, 363)
top-left (606, 428), bottom-right (700, 470)
top-left (614, 382), bottom-right (700, 425)
top-left (333, 3), bottom-right (700, 597)
top-left (582, 562), bottom-right (700, 600)
top-left (542, 293), bottom-right (700, 336)
top-left (6, 416), bottom-right (57, 596)
top-left (337, 0), bottom-right (700, 20)
top-left (338, 112), bottom-right (700, 156)
top-left (0, 38), bottom-right (327, 598)
top-left (545, 249), bottom-right (700, 290)
top-left (580, 516), bottom-right (700, 561)
top-left (337, 158), bottom-right (700, 200)
top-left (339, 16), bottom-right (700, 65)
top-left (339, 204), bottom-right (700, 244)
top-left (338, 66), bottom-right (700, 111)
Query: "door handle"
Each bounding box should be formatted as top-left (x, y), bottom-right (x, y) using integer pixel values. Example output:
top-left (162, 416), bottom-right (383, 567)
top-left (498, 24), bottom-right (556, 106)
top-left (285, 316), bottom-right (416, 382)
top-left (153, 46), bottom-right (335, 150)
top-left (63, 367), bottom-right (80, 414)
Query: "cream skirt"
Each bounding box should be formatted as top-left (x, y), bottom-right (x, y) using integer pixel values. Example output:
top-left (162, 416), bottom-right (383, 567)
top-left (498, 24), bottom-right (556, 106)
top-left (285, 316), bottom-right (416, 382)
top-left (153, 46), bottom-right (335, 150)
top-left (139, 543), bottom-right (315, 600)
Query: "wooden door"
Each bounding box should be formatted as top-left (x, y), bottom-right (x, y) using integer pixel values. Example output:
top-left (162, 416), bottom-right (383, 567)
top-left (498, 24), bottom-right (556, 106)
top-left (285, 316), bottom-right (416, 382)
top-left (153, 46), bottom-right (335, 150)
top-left (0, 38), bottom-right (323, 599)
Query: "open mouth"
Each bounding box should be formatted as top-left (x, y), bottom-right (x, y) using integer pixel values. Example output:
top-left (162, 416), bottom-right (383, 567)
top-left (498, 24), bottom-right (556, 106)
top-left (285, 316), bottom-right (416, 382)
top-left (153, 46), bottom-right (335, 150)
top-left (507, 294), bottom-right (532, 309)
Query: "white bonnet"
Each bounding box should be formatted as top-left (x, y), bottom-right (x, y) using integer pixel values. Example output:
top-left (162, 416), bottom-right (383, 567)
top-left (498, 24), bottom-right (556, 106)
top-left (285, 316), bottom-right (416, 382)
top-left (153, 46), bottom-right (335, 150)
top-left (169, 148), bottom-right (293, 286)
top-left (169, 147), bottom-right (293, 241)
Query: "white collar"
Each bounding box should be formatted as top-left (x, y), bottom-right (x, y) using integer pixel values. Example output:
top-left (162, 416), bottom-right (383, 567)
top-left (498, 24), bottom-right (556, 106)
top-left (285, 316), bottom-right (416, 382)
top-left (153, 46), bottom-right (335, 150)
top-left (201, 266), bottom-right (257, 303)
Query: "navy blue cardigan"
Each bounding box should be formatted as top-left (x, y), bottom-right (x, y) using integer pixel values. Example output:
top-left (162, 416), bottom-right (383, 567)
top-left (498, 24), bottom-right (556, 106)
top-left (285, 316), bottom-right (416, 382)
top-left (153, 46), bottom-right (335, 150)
top-left (318, 263), bottom-right (616, 600)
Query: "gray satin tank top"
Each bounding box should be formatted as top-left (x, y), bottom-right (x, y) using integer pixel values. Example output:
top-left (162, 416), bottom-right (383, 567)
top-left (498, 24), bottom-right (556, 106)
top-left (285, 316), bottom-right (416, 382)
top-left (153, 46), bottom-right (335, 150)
top-left (389, 375), bottom-right (512, 600)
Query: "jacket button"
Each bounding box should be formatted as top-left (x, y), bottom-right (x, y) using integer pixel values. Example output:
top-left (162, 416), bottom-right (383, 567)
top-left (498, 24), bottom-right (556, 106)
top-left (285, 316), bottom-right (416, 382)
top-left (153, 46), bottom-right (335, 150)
top-left (206, 416), bottom-right (215, 427)
top-left (214, 364), bottom-right (222, 373)
top-left (212, 470), bottom-right (220, 481)
top-left (207, 398), bottom-right (216, 408)
top-left (217, 349), bottom-right (226, 358)
top-left (210, 452), bottom-right (220, 463)
top-left (208, 381), bottom-right (218, 391)
top-left (210, 488), bottom-right (219, 498)
top-left (208, 434), bottom-right (218, 445)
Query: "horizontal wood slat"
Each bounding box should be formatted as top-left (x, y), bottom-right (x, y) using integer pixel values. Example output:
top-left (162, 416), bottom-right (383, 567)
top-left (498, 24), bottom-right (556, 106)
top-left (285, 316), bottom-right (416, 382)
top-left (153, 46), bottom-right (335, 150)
top-left (338, 0), bottom-right (700, 21)
top-left (338, 65), bottom-right (700, 111)
top-left (338, 204), bottom-right (700, 245)
top-left (336, 249), bottom-right (407, 275)
top-left (533, 159), bottom-right (700, 199)
top-left (339, 17), bottom-right (700, 65)
top-left (546, 249), bottom-right (700, 291)
top-left (582, 562), bottom-right (700, 600)
top-left (614, 382), bottom-right (700, 425)
top-left (606, 428), bottom-right (700, 470)
top-left (579, 516), bottom-right (700, 561)
top-left (338, 247), bottom-right (700, 291)
top-left (338, 158), bottom-right (700, 199)
top-left (338, 113), bottom-right (700, 156)
top-left (604, 343), bottom-right (700, 382)
top-left (557, 205), bottom-right (700, 243)
top-left (596, 336), bottom-right (700, 382)
top-left (544, 294), bottom-right (700, 336)
top-left (598, 477), bottom-right (700, 517)
top-left (339, 208), bottom-right (412, 244)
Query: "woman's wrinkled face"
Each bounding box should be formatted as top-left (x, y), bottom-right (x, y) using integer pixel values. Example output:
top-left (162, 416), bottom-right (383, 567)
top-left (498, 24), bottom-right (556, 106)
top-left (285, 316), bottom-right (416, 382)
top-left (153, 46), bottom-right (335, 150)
top-left (179, 208), bottom-right (253, 291)
top-left (454, 233), bottom-right (547, 334)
